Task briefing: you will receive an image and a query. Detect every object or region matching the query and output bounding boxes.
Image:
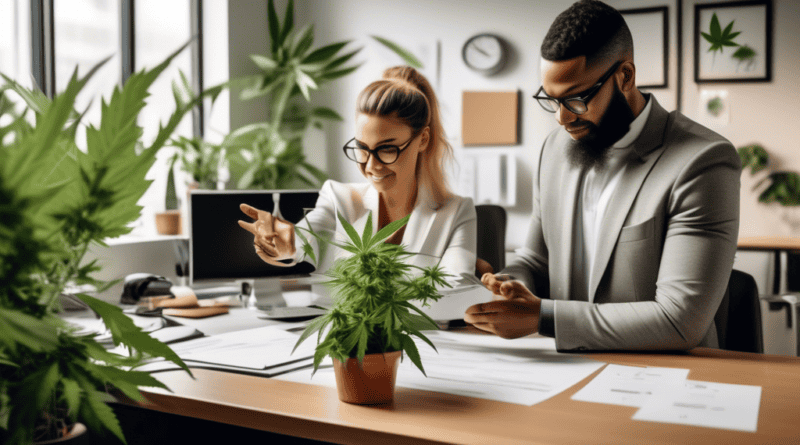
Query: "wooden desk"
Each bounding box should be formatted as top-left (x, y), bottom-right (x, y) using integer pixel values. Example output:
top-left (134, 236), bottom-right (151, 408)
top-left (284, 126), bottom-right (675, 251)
top-left (136, 346), bottom-right (800, 444)
top-left (738, 236), bottom-right (800, 294)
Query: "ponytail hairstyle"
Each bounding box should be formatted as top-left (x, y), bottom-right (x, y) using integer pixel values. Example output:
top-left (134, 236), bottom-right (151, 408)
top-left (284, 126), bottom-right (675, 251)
top-left (356, 66), bottom-right (453, 207)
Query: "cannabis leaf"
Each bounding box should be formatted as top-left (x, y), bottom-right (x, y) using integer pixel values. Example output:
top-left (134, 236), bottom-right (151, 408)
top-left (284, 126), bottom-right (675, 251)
top-left (732, 44), bottom-right (757, 71)
top-left (701, 13), bottom-right (741, 55)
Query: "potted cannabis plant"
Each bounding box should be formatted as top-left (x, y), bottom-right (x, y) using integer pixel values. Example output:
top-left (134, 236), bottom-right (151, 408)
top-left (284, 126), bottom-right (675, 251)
top-left (226, 0), bottom-right (423, 190)
top-left (0, 45), bottom-right (198, 444)
top-left (293, 212), bottom-right (448, 404)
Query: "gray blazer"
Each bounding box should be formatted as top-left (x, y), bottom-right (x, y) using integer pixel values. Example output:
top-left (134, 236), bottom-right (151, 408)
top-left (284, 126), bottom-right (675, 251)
top-left (504, 96), bottom-right (740, 351)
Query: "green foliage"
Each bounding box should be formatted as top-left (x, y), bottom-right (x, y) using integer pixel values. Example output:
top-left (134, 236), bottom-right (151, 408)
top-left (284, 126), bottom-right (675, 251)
top-left (0, 45), bottom-right (196, 444)
top-left (701, 13), bottom-right (741, 55)
top-left (168, 135), bottom-right (222, 189)
top-left (732, 44), bottom-right (757, 70)
top-left (293, 211), bottom-right (450, 376)
top-left (706, 97), bottom-right (724, 117)
top-left (737, 144), bottom-right (769, 175)
top-left (227, 0), bottom-right (423, 190)
top-left (737, 144), bottom-right (800, 207)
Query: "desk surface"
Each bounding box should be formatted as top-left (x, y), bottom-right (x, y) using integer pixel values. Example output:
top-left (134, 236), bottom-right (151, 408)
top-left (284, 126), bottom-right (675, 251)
top-left (738, 236), bottom-right (800, 250)
top-left (137, 337), bottom-right (800, 445)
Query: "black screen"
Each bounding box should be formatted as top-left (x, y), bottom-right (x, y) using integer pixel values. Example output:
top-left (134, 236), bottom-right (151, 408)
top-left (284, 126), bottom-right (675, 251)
top-left (190, 190), bottom-right (319, 282)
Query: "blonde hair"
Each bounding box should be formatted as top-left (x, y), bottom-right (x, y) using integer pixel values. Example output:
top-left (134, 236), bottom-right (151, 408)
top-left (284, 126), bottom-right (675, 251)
top-left (356, 66), bottom-right (453, 207)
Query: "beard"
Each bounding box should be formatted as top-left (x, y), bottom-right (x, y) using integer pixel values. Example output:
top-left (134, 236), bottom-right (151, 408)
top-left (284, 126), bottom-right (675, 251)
top-left (565, 85), bottom-right (636, 170)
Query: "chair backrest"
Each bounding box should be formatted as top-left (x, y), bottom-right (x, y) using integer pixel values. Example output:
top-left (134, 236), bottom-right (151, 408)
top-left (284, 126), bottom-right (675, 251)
top-left (475, 204), bottom-right (507, 274)
top-left (715, 269), bottom-right (763, 353)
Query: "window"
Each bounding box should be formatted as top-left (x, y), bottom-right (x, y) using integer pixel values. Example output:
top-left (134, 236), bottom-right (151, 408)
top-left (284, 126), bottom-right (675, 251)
top-left (8, 0), bottom-right (205, 238)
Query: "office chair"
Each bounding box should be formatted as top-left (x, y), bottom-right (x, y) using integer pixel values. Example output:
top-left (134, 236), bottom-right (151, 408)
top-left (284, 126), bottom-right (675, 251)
top-left (475, 204), bottom-right (507, 277)
top-left (714, 269), bottom-right (763, 353)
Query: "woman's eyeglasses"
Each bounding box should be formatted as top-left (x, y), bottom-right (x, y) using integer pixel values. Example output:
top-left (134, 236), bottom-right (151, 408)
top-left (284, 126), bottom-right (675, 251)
top-left (343, 133), bottom-right (418, 165)
top-left (533, 61), bottom-right (622, 115)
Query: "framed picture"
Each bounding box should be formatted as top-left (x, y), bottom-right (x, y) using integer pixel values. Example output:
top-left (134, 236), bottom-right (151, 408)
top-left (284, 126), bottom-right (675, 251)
top-left (620, 6), bottom-right (669, 89)
top-left (694, 0), bottom-right (772, 83)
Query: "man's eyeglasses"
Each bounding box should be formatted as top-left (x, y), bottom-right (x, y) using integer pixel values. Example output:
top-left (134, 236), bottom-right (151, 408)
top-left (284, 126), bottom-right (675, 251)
top-left (533, 61), bottom-right (622, 115)
top-left (343, 133), bottom-right (418, 165)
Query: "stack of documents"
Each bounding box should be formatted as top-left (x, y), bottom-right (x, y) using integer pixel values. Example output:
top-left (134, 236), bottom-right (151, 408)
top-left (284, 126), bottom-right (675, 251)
top-left (138, 325), bottom-right (316, 377)
top-left (571, 364), bottom-right (762, 432)
top-left (277, 331), bottom-right (606, 406)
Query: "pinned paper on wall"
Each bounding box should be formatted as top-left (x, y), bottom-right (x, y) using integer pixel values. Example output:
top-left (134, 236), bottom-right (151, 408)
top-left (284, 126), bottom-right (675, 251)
top-left (456, 148), bottom-right (516, 206)
top-left (461, 91), bottom-right (519, 145)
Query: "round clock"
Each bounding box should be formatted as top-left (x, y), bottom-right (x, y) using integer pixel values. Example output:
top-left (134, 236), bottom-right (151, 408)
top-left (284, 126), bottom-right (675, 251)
top-left (462, 33), bottom-right (507, 75)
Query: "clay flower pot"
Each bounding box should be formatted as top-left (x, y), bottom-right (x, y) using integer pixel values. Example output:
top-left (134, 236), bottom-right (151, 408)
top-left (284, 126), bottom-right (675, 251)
top-left (155, 210), bottom-right (182, 235)
top-left (332, 350), bottom-right (402, 404)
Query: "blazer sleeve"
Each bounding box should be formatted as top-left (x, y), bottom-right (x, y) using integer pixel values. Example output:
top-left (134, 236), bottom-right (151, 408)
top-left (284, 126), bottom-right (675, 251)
top-left (554, 141), bottom-right (741, 351)
top-left (502, 138), bottom-right (550, 298)
top-left (295, 180), bottom-right (338, 266)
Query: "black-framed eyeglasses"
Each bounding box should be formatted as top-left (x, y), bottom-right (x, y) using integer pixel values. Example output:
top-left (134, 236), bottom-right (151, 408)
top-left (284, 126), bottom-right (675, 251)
top-left (533, 61), bottom-right (622, 115)
top-left (342, 133), bottom-right (418, 165)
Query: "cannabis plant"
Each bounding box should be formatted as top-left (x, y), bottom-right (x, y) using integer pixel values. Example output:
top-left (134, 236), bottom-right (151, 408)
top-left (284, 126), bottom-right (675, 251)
top-left (0, 45), bottom-right (200, 444)
top-left (293, 212), bottom-right (449, 376)
top-left (226, 0), bottom-right (423, 190)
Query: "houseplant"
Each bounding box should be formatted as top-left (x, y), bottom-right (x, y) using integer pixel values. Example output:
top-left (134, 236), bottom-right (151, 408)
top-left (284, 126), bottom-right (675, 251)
top-left (0, 46), bottom-right (197, 444)
top-left (292, 211), bottom-right (449, 404)
top-left (155, 71), bottom-right (225, 234)
top-left (226, 0), bottom-right (423, 190)
top-left (738, 143), bottom-right (800, 235)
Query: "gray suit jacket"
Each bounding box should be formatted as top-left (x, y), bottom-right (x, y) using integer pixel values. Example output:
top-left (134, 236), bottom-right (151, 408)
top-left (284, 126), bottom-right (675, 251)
top-left (504, 96), bottom-right (740, 351)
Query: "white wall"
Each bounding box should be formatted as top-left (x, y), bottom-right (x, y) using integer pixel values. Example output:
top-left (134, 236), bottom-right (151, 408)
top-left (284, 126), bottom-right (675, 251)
top-left (290, 0), bottom-right (800, 250)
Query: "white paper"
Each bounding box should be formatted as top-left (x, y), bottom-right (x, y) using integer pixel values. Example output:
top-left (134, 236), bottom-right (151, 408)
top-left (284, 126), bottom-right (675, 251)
top-left (277, 332), bottom-right (605, 406)
top-left (167, 325), bottom-right (316, 369)
top-left (476, 154), bottom-right (502, 205)
top-left (417, 284), bottom-right (494, 321)
top-left (571, 364), bottom-right (690, 407)
top-left (633, 380), bottom-right (762, 432)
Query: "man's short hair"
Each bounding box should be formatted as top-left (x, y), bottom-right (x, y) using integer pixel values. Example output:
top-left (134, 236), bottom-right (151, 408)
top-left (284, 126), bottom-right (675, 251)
top-left (541, 0), bottom-right (633, 68)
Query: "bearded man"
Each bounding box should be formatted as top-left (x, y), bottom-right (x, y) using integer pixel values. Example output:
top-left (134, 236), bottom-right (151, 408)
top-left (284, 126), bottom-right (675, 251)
top-left (465, 0), bottom-right (740, 351)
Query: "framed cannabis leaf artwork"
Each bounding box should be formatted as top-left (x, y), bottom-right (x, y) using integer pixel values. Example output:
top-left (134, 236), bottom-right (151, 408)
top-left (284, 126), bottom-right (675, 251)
top-left (694, 0), bottom-right (772, 83)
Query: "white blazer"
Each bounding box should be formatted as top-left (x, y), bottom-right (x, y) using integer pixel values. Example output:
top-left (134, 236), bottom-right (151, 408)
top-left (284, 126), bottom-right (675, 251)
top-left (296, 180), bottom-right (477, 278)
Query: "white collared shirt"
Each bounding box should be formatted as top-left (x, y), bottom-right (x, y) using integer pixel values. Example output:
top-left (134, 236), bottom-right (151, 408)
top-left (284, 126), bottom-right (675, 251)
top-left (574, 96), bottom-right (653, 300)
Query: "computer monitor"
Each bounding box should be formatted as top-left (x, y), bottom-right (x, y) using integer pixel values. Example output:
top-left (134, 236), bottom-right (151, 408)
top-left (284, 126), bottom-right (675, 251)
top-left (188, 189), bottom-right (319, 291)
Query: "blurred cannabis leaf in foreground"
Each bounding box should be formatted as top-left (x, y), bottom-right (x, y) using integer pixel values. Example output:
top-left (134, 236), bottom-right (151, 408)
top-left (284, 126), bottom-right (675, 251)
top-left (0, 43), bottom-right (201, 444)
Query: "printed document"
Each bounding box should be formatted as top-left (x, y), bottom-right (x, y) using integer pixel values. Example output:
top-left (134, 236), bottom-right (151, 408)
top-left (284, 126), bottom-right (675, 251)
top-left (632, 380), bottom-right (762, 432)
top-left (571, 363), bottom-right (690, 407)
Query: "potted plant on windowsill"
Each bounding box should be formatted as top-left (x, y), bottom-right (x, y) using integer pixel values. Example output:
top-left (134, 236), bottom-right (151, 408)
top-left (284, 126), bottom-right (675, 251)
top-left (0, 45), bottom-right (197, 444)
top-left (292, 212), bottom-right (449, 404)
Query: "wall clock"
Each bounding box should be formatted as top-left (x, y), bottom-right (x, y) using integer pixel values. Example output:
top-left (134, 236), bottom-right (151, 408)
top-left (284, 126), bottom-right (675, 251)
top-left (462, 33), bottom-right (507, 75)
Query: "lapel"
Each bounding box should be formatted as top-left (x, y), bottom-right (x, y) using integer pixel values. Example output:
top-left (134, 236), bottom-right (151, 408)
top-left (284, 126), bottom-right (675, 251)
top-left (402, 187), bottom-right (436, 256)
top-left (555, 164), bottom-right (584, 301)
top-left (588, 96), bottom-right (671, 301)
top-left (350, 185), bottom-right (380, 239)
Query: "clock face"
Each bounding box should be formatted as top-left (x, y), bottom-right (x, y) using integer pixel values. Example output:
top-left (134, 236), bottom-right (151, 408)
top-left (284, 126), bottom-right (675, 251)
top-left (463, 34), bottom-right (506, 74)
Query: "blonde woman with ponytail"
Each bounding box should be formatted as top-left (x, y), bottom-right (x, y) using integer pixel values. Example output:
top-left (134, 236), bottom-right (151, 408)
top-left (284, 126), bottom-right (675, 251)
top-left (238, 66), bottom-right (477, 277)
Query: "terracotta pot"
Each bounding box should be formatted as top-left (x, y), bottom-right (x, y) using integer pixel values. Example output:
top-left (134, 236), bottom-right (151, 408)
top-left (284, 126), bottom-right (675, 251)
top-left (332, 350), bottom-right (402, 405)
top-left (34, 423), bottom-right (87, 444)
top-left (155, 210), bottom-right (182, 235)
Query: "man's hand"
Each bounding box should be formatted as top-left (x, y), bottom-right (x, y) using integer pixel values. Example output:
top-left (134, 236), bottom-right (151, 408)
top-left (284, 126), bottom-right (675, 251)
top-left (237, 203), bottom-right (297, 267)
top-left (463, 273), bottom-right (541, 338)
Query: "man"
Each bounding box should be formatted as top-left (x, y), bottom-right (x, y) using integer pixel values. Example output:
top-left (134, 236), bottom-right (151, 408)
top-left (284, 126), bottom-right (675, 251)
top-left (464, 0), bottom-right (740, 351)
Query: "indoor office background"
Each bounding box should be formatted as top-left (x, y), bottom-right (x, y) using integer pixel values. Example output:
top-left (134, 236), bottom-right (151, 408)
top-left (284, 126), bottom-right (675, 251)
top-left (2, 0), bottom-right (799, 352)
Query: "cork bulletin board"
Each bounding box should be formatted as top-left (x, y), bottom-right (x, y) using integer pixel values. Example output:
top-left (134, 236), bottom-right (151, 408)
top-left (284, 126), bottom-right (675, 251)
top-left (461, 91), bottom-right (519, 145)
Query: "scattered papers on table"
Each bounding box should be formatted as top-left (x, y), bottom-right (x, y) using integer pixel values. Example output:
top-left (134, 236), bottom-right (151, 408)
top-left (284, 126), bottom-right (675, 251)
top-left (632, 380), bottom-right (762, 432)
top-left (571, 363), bottom-right (690, 407)
top-left (166, 325), bottom-right (316, 369)
top-left (276, 331), bottom-right (606, 406)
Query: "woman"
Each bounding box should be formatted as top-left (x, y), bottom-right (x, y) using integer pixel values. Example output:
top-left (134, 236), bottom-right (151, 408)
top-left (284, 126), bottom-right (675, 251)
top-left (238, 66), bottom-right (476, 277)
